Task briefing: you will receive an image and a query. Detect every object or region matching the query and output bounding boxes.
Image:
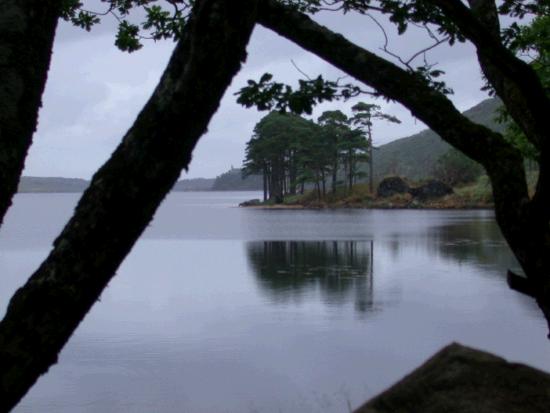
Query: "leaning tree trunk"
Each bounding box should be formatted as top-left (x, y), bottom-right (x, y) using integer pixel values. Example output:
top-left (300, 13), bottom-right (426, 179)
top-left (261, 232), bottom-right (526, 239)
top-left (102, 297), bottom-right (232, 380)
top-left (0, 1), bottom-right (258, 411)
top-left (453, 0), bottom-right (550, 330)
top-left (256, 0), bottom-right (550, 331)
top-left (0, 0), bottom-right (61, 227)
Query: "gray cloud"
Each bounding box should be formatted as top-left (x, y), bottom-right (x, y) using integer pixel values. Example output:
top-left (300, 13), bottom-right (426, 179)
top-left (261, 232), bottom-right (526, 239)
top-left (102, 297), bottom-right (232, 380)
top-left (24, 7), bottom-right (490, 180)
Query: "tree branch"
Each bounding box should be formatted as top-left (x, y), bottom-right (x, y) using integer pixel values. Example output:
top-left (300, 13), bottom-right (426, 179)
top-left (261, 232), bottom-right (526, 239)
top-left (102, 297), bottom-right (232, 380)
top-left (429, 0), bottom-right (550, 149)
top-left (365, 12), bottom-right (448, 72)
top-left (0, 0), bottom-right (257, 410)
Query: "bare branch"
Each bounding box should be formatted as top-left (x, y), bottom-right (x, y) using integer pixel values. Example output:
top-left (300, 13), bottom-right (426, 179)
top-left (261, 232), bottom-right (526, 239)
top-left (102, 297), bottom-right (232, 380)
top-left (291, 59), bottom-right (312, 80)
top-left (365, 12), bottom-right (449, 71)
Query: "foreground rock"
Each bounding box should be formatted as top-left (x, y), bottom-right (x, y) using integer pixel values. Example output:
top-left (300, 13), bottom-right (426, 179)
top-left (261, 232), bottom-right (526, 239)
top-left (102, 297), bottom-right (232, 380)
top-left (354, 343), bottom-right (550, 413)
top-left (377, 176), bottom-right (410, 198)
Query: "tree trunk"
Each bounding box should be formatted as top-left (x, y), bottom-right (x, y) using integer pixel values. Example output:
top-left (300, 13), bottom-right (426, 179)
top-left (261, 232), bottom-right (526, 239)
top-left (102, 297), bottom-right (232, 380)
top-left (315, 176), bottom-right (321, 201)
top-left (368, 128), bottom-right (374, 194)
top-left (321, 169), bottom-right (327, 198)
top-left (332, 162), bottom-right (337, 194)
top-left (270, 160), bottom-right (283, 203)
top-left (348, 149), bottom-right (353, 192)
top-left (289, 151), bottom-right (297, 195)
top-left (0, 0), bottom-right (61, 227)
top-left (262, 168), bottom-right (267, 202)
top-left (0, 1), bottom-right (258, 410)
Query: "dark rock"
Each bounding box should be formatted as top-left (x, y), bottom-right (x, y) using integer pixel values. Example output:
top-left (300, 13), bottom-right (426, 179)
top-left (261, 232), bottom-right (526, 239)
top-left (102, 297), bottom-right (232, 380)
top-left (239, 199), bottom-right (261, 207)
top-left (354, 343), bottom-right (550, 413)
top-left (410, 180), bottom-right (453, 200)
top-left (377, 176), bottom-right (410, 198)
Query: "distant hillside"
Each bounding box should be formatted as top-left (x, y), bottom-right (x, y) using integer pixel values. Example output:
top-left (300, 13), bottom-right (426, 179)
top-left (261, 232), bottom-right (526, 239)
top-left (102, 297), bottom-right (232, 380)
top-left (372, 98), bottom-right (504, 181)
top-left (173, 178), bottom-right (214, 191)
top-left (17, 99), bottom-right (502, 193)
top-left (212, 168), bottom-right (263, 190)
top-left (18, 177), bottom-right (215, 193)
top-left (18, 177), bottom-right (89, 193)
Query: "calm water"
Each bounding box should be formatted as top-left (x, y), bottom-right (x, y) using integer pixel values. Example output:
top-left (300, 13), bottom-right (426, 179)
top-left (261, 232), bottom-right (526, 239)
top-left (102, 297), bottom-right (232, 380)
top-left (2, 192), bottom-right (549, 412)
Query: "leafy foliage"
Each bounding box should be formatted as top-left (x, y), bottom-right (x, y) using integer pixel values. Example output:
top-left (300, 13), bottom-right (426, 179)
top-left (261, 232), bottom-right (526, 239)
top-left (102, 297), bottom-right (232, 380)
top-left (61, 0), bottom-right (189, 52)
top-left (350, 102), bottom-right (400, 128)
top-left (498, 0), bottom-right (549, 18)
top-left (236, 73), bottom-right (364, 115)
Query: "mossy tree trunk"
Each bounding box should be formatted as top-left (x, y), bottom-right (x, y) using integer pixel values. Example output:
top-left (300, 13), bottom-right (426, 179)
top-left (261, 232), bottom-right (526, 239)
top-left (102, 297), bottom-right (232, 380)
top-left (0, 0), bottom-right (258, 410)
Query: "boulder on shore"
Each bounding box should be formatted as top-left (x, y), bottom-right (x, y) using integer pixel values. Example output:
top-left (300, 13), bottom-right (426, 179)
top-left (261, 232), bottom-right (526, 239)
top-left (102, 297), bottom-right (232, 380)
top-left (239, 199), bottom-right (261, 207)
top-left (353, 342), bottom-right (550, 413)
top-left (377, 176), bottom-right (410, 198)
top-left (410, 180), bottom-right (453, 200)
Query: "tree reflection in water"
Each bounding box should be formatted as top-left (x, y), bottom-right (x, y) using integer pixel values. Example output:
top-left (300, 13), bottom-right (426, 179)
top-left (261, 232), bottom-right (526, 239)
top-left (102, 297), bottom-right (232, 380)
top-left (427, 220), bottom-right (521, 276)
top-left (246, 241), bottom-right (375, 314)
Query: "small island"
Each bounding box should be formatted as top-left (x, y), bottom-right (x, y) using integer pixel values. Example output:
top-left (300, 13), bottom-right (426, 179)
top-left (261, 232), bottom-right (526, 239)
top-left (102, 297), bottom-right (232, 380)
top-left (238, 98), bottom-right (537, 210)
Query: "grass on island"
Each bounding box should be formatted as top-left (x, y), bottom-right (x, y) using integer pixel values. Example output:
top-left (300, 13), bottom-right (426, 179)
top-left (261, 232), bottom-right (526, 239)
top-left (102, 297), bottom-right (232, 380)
top-left (252, 171), bottom-right (539, 210)
top-left (256, 177), bottom-right (492, 209)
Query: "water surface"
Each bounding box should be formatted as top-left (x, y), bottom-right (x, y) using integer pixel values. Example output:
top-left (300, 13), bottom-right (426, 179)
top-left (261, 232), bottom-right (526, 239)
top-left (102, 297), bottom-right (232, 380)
top-left (1, 192), bottom-right (548, 412)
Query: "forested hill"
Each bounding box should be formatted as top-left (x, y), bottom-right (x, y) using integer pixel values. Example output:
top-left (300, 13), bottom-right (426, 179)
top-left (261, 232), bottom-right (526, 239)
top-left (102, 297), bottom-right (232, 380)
top-left (18, 177), bottom-right (90, 193)
top-left (17, 172), bottom-right (260, 193)
top-left (211, 168), bottom-right (262, 190)
top-left (17, 176), bottom-right (216, 193)
top-left (373, 98), bottom-right (504, 181)
top-left (172, 178), bottom-right (215, 191)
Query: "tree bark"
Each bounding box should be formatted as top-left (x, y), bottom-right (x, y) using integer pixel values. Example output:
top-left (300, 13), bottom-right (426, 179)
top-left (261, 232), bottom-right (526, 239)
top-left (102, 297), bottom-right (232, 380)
top-left (257, 0), bottom-right (550, 330)
top-left (0, 0), bottom-right (257, 410)
top-left (0, 0), bottom-right (61, 227)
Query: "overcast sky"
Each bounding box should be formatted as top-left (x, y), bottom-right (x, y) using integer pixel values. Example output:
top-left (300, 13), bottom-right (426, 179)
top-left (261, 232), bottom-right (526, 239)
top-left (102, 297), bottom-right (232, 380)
top-left (24, 4), bottom-right (491, 180)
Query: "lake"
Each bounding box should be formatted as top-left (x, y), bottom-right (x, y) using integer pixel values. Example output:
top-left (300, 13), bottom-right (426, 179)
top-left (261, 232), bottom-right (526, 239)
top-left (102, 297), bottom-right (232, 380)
top-left (2, 192), bottom-right (549, 412)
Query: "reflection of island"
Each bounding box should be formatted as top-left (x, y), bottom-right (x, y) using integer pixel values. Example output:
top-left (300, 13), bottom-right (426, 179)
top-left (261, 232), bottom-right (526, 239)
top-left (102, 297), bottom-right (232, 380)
top-left (427, 220), bottom-right (521, 274)
top-left (246, 241), bottom-right (375, 313)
